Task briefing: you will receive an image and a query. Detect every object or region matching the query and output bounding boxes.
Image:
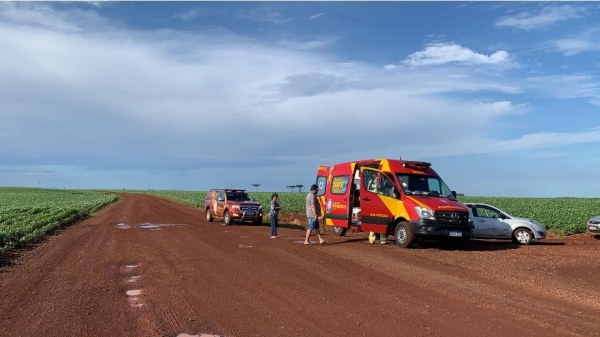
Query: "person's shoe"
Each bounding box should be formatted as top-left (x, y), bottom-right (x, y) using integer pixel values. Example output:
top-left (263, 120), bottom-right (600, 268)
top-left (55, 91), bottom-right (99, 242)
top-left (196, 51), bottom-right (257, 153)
top-left (270, 236), bottom-right (277, 239)
top-left (380, 241), bottom-right (387, 245)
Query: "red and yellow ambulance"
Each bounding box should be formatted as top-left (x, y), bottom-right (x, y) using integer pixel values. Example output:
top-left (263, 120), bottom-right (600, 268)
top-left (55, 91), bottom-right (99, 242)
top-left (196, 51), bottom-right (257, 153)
top-left (315, 158), bottom-right (474, 248)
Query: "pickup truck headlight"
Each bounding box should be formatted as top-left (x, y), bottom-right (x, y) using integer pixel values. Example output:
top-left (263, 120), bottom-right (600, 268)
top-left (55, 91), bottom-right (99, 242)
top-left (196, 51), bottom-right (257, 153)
top-left (231, 205), bottom-right (240, 210)
top-left (414, 206), bottom-right (435, 220)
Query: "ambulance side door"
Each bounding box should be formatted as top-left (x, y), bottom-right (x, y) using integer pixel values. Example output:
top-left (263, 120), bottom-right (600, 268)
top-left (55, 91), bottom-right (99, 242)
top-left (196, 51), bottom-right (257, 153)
top-left (359, 167), bottom-right (396, 233)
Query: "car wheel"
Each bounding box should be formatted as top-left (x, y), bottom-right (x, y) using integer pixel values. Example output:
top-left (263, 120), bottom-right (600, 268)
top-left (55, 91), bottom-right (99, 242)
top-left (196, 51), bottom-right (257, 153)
top-left (332, 226), bottom-right (347, 236)
top-left (206, 209), bottom-right (213, 222)
top-left (513, 228), bottom-right (533, 245)
top-left (394, 221), bottom-right (415, 248)
top-left (223, 210), bottom-right (232, 226)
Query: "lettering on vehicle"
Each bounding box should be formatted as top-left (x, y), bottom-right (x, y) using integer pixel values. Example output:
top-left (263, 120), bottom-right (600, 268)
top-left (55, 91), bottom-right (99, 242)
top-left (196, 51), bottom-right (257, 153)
top-left (332, 181), bottom-right (345, 188)
top-left (411, 170), bottom-right (425, 174)
top-left (369, 213), bottom-right (388, 217)
top-left (437, 205), bottom-right (464, 210)
top-left (318, 166), bottom-right (329, 171)
top-left (332, 202), bottom-right (347, 210)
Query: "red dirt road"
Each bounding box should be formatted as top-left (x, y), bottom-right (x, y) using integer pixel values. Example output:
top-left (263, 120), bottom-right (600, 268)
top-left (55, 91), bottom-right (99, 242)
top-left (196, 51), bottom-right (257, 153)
top-left (1, 194), bottom-right (600, 337)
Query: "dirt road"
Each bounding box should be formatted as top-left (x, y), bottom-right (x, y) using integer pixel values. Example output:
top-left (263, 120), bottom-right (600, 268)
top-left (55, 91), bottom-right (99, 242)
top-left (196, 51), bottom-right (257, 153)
top-left (1, 194), bottom-right (599, 337)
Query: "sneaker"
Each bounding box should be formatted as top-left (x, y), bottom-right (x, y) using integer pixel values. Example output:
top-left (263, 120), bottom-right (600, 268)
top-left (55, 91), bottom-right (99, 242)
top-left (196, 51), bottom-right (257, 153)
top-left (270, 236), bottom-right (277, 239)
top-left (380, 241), bottom-right (387, 245)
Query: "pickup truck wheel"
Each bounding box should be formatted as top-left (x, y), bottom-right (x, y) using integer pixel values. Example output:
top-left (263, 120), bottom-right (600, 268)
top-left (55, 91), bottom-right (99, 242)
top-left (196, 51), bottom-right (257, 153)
top-left (394, 221), bottom-right (415, 248)
top-left (512, 228), bottom-right (532, 245)
top-left (332, 226), bottom-right (347, 236)
top-left (223, 210), bottom-right (232, 226)
top-left (206, 209), bottom-right (214, 222)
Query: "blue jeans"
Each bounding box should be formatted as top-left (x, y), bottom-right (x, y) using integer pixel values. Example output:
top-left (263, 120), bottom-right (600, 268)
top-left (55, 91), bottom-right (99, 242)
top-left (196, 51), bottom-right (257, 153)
top-left (270, 212), bottom-right (278, 236)
top-left (307, 217), bottom-right (319, 230)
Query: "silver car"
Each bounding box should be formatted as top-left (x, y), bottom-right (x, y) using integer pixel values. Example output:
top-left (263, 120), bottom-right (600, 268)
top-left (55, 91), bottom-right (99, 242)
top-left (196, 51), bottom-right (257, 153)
top-left (588, 216), bottom-right (600, 237)
top-left (464, 203), bottom-right (547, 245)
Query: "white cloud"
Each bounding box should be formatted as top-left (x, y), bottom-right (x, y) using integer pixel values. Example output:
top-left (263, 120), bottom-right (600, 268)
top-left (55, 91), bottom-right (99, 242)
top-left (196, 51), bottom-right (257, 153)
top-left (383, 64), bottom-right (397, 70)
top-left (469, 101), bottom-right (529, 117)
top-left (526, 74), bottom-right (600, 103)
top-left (275, 36), bottom-right (339, 50)
top-left (555, 39), bottom-right (600, 56)
top-left (552, 28), bottom-right (600, 56)
top-left (177, 8), bottom-right (201, 21)
top-left (237, 7), bottom-right (292, 25)
top-left (530, 151), bottom-right (567, 159)
top-left (2, 2), bottom-right (600, 191)
top-left (403, 43), bottom-right (513, 67)
top-left (309, 13), bottom-right (324, 20)
top-left (495, 5), bottom-right (586, 30)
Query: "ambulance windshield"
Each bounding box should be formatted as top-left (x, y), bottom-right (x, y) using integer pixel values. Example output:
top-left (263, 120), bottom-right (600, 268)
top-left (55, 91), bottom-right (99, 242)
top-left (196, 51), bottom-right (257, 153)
top-left (396, 174), bottom-right (454, 198)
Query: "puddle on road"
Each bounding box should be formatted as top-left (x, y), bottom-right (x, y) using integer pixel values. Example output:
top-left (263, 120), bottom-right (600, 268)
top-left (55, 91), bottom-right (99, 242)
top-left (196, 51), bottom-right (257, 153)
top-left (127, 276), bottom-right (141, 283)
top-left (120, 264), bottom-right (138, 273)
top-left (127, 296), bottom-right (143, 308)
top-left (126, 289), bottom-right (142, 296)
top-left (116, 222), bottom-right (187, 230)
top-left (116, 223), bottom-right (131, 230)
top-left (126, 289), bottom-right (143, 308)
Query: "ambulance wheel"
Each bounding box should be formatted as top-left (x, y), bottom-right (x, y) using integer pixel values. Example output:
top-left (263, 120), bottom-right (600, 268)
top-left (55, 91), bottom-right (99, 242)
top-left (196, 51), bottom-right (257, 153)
top-left (332, 226), bottom-right (347, 236)
top-left (206, 209), bottom-right (214, 222)
top-left (394, 221), bottom-right (415, 248)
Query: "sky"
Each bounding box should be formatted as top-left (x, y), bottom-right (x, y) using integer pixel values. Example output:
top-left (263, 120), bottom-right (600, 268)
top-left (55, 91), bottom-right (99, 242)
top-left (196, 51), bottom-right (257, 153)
top-left (1, 1), bottom-right (600, 197)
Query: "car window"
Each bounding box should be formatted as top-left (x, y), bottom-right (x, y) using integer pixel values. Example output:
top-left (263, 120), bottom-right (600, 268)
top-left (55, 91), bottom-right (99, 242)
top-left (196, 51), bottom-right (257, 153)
top-left (475, 207), bottom-right (493, 218)
top-left (476, 206), bottom-right (502, 218)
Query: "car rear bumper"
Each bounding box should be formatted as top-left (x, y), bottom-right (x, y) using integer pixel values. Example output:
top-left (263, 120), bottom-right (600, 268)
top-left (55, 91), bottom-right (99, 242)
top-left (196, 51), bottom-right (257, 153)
top-left (410, 219), bottom-right (474, 240)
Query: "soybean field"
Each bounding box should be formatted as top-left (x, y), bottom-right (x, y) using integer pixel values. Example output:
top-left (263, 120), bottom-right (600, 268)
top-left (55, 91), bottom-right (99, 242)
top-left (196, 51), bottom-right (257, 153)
top-left (0, 188), bottom-right (117, 253)
top-left (132, 190), bottom-right (599, 235)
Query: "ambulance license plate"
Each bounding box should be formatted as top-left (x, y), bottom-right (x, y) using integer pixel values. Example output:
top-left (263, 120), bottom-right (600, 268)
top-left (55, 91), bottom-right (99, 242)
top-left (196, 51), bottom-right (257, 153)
top-left (449, 231), bottom-right (462, 237)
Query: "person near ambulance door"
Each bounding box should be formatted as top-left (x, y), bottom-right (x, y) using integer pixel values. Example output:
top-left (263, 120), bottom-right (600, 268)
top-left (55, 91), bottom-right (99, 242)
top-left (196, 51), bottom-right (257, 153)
top-left (304, 184), bottom-right (328, 245)
top-left (367, 172), bottom-right (391, 245)
top-left (270, 193), bottom-right (281, 238)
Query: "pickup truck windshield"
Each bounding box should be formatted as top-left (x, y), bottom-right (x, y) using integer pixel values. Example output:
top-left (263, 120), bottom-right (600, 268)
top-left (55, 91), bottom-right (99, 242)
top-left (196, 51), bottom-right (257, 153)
top-left (226, 192), bottom-right (253, 201)
top-left (396, 174), bottom-right (454, 198)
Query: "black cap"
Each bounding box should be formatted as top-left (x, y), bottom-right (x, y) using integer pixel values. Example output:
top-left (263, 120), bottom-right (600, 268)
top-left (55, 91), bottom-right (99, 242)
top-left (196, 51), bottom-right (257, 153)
top-left (310, 184), bottom-right (319, 191)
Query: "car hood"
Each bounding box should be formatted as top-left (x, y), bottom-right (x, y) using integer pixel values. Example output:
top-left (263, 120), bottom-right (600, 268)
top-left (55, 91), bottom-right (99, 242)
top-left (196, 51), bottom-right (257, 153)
top-left (589, 215), bottom-right (600, 222)
top-left (511, 216), bottom-right (546, 229)
top-left (406, 195), bottom-right (469, 212)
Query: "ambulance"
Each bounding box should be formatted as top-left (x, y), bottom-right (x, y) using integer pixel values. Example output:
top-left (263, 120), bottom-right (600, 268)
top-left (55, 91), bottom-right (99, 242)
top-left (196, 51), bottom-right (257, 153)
top-left (315, 158), bottom-right (474, 248)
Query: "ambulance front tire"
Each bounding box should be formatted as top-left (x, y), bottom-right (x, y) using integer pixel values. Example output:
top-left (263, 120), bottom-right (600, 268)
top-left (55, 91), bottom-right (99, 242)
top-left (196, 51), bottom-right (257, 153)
top-left (332, 226), bottom-right (347, 236)
top-left (394, 221), bottom-right (415, 248)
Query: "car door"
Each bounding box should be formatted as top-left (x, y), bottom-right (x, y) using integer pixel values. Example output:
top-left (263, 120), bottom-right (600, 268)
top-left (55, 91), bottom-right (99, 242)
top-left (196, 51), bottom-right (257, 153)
top-left (472, 206), bottom-right (497, 237)
top-left (216, 191), bottom-right (225, 217)
top-left (484, 206), bottom-right (512, 238)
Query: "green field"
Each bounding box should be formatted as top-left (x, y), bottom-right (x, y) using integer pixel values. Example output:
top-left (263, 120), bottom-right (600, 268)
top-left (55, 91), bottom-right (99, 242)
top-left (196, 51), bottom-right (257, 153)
top-left (0, 188), bottom-right (117, 253)
top-left (133, 190), bottom-right (598, 235)
top-left (1, 188), bottom-right (597, 254)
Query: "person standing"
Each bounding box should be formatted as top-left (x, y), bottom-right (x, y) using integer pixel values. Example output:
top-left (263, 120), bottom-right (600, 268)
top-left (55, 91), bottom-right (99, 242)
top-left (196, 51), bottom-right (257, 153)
top-left (270, 193), bottom-right (281, 238)
top-left (304, 184), bottom-right (328, 245)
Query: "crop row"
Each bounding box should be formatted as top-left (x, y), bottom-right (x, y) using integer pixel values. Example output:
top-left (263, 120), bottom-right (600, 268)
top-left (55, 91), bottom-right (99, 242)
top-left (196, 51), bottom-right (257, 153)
top-left (0, 188), bottom-right (117, 253)
top-left (130, 190), bottom-right (598, 235)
